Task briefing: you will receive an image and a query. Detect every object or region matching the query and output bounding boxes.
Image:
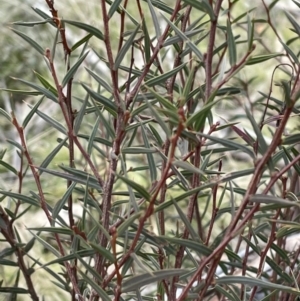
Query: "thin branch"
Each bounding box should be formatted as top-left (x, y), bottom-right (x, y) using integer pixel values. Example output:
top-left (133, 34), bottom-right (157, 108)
top-left (204, 0), bottom-right (223, 103)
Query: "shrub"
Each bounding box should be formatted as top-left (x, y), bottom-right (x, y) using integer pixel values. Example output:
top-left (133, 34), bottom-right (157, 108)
top-left (1, 1), bottom-right (300, 301)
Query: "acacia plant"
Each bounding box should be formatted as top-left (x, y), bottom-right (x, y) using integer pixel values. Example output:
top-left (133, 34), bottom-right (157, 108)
top-left (1, 0), bottom-right (300, 300)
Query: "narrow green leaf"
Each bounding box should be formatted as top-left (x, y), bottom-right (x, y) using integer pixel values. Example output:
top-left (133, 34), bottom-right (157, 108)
top-left (140, 123), bottom-right (157, 182)
top-left (146, 101), bottom-right (171, 138)
top-left (163, 28), bottom-right (204, 47)
top-left (51, 27), bottom-right (59, 62)
top-left (161, 15), bottom-right (203, 61)
top-left (172, 199), bottom-right (198, 240)
top-left (74, 94), bottom-right (89, 135)
top-left (246, 53), bottom-right (282, 65)
top-left (0, 287), bottom-right (29, 294)
top-left (87, 117), bottom-right (101, 155)
top-left (85, 67), bottom-right (113, 93)
top-left (114, 24), bottom-right (141, 70)
top-left (215, 285), bottom-right (240, 301)
top-left (0, 259), bottom-right (18, 267)
top-left (161, 236), bottom-right (212, 256)
top-left (148, 124), bottom-right (164, 147)
top-left (12, 78), bottom-right (57, 102)
top-left (145, 63), bottom-right (187, 87)
top-left (147, 0), bottom-right (161, 38)
top-left (146, 87), bottom-right (177, 111)
top-left (186, 99), bottom-right (219, 128)
top-left (250, 194), bottom-right (299, 207)
top-left (142, 18), bottom-right (151, 63)
top-left (247, 15), bottom-right (254, 51)
top-left (121, 147), bottom-right (157, 154)
top-left (172, 161), bottom-right (207, 178)
top-left (197, 132), bottom-right (255, 159)
top-left (12, 19), bottom-right (52, 27)
top-left (227, 20), bottom-right (237, 66)
top-left (182, 0), bottom-right (215, 21)
top-left (31, 7), bottom-right (54, 25)
top-left (280, 79), bottom-right (293, 107)
top-left (27, 230), bottom-right (60, 257)
top-left (23, 97), bottom-right (44, 129)
top-left (283, 147), bottom-right (300, 176)
top-left (0, 191), bottom-right (39, 207)
top-left (232, 7), bottom-right (256, 23)
top-left (88, 242), bottom-right (115, 262)
top-left (78, 270), bottom-right (111, 301)
top-left (88, 98), bottom-right (115, 139)
top-left (78, 134), bottom-right (113, 147)
top-left (33, 107), bottom-right (67, 134)
top-left (76, 254), bottom-right (103, 282)
top-left (6, 139), bottom-right (24, 151)
top-left (37, 166), bottom-right (102, 190)
top-left (285, 12), bottom-right (300, 37)
top-left (33, 71), bottom-right (58, 96)
top-left (52, 182), bottom-right (77, 223)
top-left (245, 106), bottom-right (269, 155)
top-left (81, 83), bottom-right (117, 113)
top-left (0, 88), bottom-right (42, 96)
top-left (62, 51), bottom-right (89, 88)
top-left (10, 28), bottom-right (44, 55)
top-left (43, 249), bottom-right (95, 267)
top-left (116, 174), bottom-right (150, 201)
top-left (120, 156), bottom-right (139, 213)
top-left (28, 227), bottom-right (73, 235)
top-left (122, 269), bottom-right (189, 293)
top-left (156, 149), bottom-right (190, 190)
top-left (281, 41), bottom-right (299, 64)
top-left (63, 20), bottom-right (104, 40)
top-left (269, 0), bottom-right (280, 9)
top-left (217, 276), bottom-right (300, 295)
top-left (182, 64), bottom-right (197, 104)
top-left (108, 0), bottom-right (123, 18)
top-left (0, 160), bottom-right (17, 175)
top-left (0, 109), bottom-right (11, 122)
top-left (117, 211), bottom-right (142, 237)
top-left (221, 168), bottom-right (255, 182)
top-left (71, 33), bottom-right (93, 51)
top-left (39, 137), bottom-right (68, 174)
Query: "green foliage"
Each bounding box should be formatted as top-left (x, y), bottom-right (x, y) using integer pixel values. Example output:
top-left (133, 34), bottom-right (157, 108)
top-left (1, 1), bottom-right (300, 301)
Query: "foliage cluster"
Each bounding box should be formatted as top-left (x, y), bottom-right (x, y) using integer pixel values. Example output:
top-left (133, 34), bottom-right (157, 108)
top-left (1, 0), bottom-right (300, 301)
